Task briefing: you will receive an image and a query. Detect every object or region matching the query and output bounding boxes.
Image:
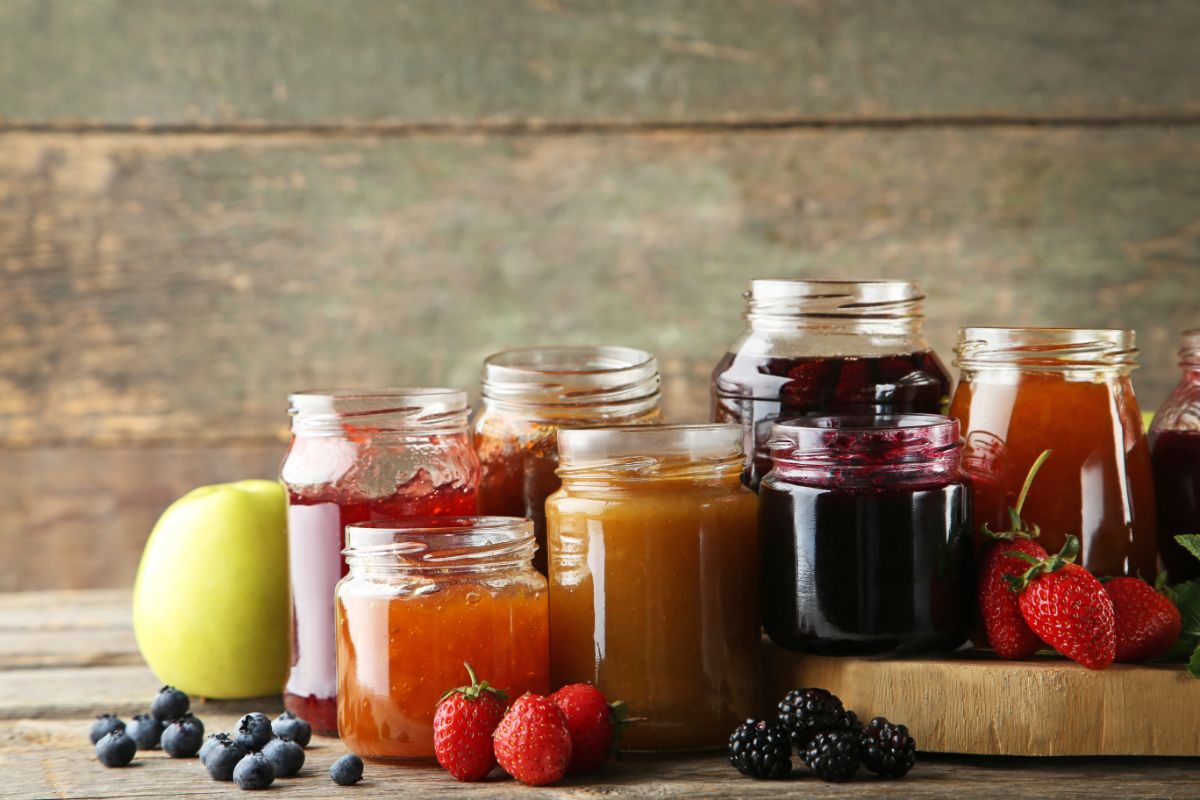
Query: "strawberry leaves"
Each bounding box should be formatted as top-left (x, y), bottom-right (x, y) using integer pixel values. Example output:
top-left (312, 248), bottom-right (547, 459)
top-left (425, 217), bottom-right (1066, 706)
top-left (1163, 535), bottom-right (1200, 677)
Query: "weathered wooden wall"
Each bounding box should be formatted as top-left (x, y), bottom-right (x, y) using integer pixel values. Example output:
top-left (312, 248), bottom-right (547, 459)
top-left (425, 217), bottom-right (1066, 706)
top-left (1, 0), bottom-right (1198, 591)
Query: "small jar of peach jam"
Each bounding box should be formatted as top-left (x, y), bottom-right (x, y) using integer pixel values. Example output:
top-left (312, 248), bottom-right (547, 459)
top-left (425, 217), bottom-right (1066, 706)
top-left (546, 424), bottom-right (760, 752)
top-left (335, 518), bottom-right (549, 761)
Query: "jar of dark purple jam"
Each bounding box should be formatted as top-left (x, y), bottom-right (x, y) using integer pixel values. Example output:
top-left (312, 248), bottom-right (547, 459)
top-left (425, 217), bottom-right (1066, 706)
top-left (760, 414), bottom-right (973, 656)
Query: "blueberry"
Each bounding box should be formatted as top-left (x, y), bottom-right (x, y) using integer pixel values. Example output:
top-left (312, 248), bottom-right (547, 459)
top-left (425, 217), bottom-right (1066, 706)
top-left (150, 685), bottom-right (190, 721)
top-left (125, 713), bottom-right (164, 750)
top-left (88, 714), bottom-right (125, 745)
top-left (95, 730), bottom-right (137, 767)
top-left (260, 737), bottom-right (305, 777)
top-left (161, 714), bottom-right (204, 757)
top-left (272, 710), bottom-right (313, 748)
top-left (234, 712), bottom-right (274, 751)
top-left (329, 754), bottom-right (364, 786)
top-left (200, 732), bottom-right (233, 764)
top-left (233, 752), bottom-right (276, 790)
top-left (205, 740), bottom-right (247, 781)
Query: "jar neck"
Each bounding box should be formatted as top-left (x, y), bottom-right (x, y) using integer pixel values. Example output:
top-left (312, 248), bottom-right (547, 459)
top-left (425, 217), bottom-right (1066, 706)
top-left (744, 278), bottom-right (928, 339)
top-left (342, 517), bottom-right (537, 576)
top-left (290, 389), bottom-right (469, 436)
top-left (557, 453), bottom-right (745, 487)
top-left (955, 327), bottom-right (1138, 378)
top-left (1179, 329), bottom-right (1200, 374)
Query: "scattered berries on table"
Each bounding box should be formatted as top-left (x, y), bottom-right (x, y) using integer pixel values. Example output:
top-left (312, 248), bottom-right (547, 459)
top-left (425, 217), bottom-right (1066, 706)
top-left (94, 730), bottom-right (137, 767)
top-left (727, 719), bottom-right (792, 779)
top-left (199, 732), bottom-right (233, 765)
top-left (88, 714), bottom-right (125, 745)
top-left (493, 693), bottom-right (573, 786)
top-left (150, 685), bottom-right (190, 721)
top-left (804, 729), bottom-right (861, 782)
top-left (433, 662), bottom-right (508, 782)
top-left (235, 712), bottom-right (274, 751)
top-left (204, 740), bottom-right (246, 782)
top-left (1105, 576), bottom-right (1183, 663)
top-left (979, 537), bottom-right (1049, 658)
top-left (330, 754), bottom-right (364, 786)
top-left (859, 716), bottom-right (917, 778)
top-left (161, 714), bottom-right (205, 758)
top-left (233, 752), bottom-right (276, 790)
top-left (776, 687), bottom-right (847, 750)
top-left (271, 710), bottom-right (313, 748)
top-left (549, 683), bottom-right (629, 775)
top-left (261, 737), bottom-right (306, 778)
top-left (125, 713), bottom-right (164, 750)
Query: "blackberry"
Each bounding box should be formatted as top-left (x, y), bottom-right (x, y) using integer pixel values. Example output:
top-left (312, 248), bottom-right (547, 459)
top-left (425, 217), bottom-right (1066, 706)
top-left (860, 716), bottom-right (916, 778)
top-left (804, 729), bottom-right (860, 782)
top-left (728, 719), bottom-right (792, 780)
top-left (776, 688), bottom-right (845, 749)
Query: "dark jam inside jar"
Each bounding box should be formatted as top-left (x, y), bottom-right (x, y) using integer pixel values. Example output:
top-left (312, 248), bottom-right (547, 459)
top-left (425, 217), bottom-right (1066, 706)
top-left (1150, 429), bottom-right (1200, 581)
top-left (759, 414), bottom-right (972, 656)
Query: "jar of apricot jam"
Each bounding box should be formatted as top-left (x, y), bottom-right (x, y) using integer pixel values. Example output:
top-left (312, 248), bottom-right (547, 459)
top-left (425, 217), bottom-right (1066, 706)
top-left (1149, 329), bottom-right (1200, 581)
top-left (281, 390), bottom-right (480, 735)
top-left (474, 346), bottom-right (662, 574)
top-left (711, 279), bottom-right (951, 489)
top-left (336, 518), bottom-right (549, 761)
top-left (546, 424), bottom-right (760, 752)
top-left (760, 414), bottom-right (973, 655)
top-left (950, 328), bottom-right (1157, 580)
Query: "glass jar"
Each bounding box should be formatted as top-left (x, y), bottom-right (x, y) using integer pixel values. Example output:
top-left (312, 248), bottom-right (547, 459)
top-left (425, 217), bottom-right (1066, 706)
top-left (474, 346), bottom-right (662, 574)
top-left (336, 518), bottom-right (548, 760)
top-left (711, 279), bottom-right (951, 489)
top-left (281, 389), bottom-right (480, 735)
top-left (546, 424), bottom-right (760, 752)
top-left (760, 414), bottom-right (973, 655)
top-left (950, 328), bottom-right (1157, 579)
top-left (1149, 329), bottom-right (1200, 581)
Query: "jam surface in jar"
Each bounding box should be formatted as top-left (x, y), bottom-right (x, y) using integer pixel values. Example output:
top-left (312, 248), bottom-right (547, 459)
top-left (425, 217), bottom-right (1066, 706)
top-left (547, 425), bottom-right (760, 752)
top-left (336, 519), bottom-right (549, 761)
top-left (950, 329), bottom-right (1157, 579)
top-left (759, 415), bottom-right (973, 655)
top-left (281, 390), bottom-right (479, 735)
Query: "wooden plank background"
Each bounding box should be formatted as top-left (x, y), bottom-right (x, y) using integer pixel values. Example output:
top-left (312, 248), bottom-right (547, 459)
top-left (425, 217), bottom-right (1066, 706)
top-left (1, 0), bottom-right (1198, 591)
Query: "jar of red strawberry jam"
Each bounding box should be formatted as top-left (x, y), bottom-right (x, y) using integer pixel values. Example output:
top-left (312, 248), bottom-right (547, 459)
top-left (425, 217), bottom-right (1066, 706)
top-left (711, 279), bottom-right (951, 489)
top-left (1148, 330), bottom-right (1200, 581)
top-left (280, 389), bottom-right (480, 735)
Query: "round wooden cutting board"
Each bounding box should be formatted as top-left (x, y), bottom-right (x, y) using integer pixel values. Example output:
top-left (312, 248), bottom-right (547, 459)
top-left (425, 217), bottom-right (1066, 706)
top-left (764, 643), bottom-right (1200, 756)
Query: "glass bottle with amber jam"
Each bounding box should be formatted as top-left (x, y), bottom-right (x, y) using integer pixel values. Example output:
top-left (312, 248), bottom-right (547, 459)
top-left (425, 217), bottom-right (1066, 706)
top-left (711, 279), bottom-right (951, 489)
top-left (1149, 329), bottom-right (1200, 581)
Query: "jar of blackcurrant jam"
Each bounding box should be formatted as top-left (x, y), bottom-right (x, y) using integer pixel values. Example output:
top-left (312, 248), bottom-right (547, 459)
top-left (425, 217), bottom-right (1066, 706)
top-left (280, 389), bottom-right (480, 735)
top-left (1149, 329), bottom-right (1200, 581)
top-left (760, 414), bottom-right (973, 655)
top-left (711, 279), bottom-right (951, 489)
top-left (474, 346), bottom-right (662, 575)
top-left (950, 328), bottom-right (1157, 580)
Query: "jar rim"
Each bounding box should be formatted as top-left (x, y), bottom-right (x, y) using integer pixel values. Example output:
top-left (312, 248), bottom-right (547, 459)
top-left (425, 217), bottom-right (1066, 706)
top-left (767, 413), bottom-right (962, 476)
top-left (1181, 328), bottom-right (1200, 365)
top-left (746, 278), bottom-right (925, 321)
top-left (481, 346), bottom-right (661, 410)
top-left (288, 387), bottom-right (469, 431)
top-left (558, 423), bottom-right (743, 466)
top-left (954, 327), bottom-right (1138, 370)
top-left (343, 516), bottom-right (535, 569)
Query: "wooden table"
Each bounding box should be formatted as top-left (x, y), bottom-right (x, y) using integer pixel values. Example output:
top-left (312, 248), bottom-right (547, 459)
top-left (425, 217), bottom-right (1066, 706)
top-left (3, 590), bottom-right (1198, 799)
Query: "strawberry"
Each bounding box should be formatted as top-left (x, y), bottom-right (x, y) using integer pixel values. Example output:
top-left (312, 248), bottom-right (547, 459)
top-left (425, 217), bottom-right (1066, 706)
top-left (1008, 536), bottom-right (1116, 670)
top-left (1105, 577), bottom-right (1182, 663)
top-left (433, 663), bottom-right (508, 782)
top-left (549, 683), bottom-right (630, 775)
top-left (493, 693), bottom-right (572, 786)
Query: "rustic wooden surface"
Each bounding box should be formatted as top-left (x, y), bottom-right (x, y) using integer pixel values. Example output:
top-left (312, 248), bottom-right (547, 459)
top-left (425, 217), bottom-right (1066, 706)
top-left (4, 591), bottom-right (1200, 799)
top-left (2, 0), bottom-right (1199, 591)
top-left (764, 646), bottom-right (1200, 757)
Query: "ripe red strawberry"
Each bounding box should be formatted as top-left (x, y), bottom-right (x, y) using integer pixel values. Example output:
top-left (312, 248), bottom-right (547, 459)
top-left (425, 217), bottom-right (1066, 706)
top-left (549, 683), bottom-right (630, 774)
top-left (979, 537), bottom-right (1048, 658)
top-left (1009, 537), bottom-right (1116, 670)
top-left (433, 663), bottom-right (508, 782)
top-left (1105, 577), bottom-right (1182, 663)
top-left (493, 693), bottom-right (572, 786)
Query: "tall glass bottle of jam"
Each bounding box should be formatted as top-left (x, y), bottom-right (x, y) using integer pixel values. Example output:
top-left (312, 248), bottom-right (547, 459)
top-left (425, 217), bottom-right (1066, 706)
top-left (473, 346), bottom-right (662, 574)
top-left (711, 279), bottom-right (951, 489)
top-left (1149, 329), bottom-right (1200, 581)
top-left (760, 414), bottom-right (973, 655)
top-left (950, 328), bottom-right (1157, 579)
top-left (280, 389), bottom-right (480, 735)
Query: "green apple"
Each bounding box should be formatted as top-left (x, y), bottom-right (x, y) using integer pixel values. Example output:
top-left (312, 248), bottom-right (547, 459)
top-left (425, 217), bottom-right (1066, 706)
top-left (133, 479), bottom-right (289, 698)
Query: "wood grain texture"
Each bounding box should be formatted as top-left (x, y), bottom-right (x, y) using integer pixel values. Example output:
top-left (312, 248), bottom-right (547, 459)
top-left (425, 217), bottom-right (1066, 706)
top-left (1, 0), bottom-right (1197, 128)
top-left (764, 647), bottom-right (1200, 756)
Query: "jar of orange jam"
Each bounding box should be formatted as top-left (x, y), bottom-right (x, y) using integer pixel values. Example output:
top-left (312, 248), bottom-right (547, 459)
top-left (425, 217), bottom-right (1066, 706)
top-left (950, 328), bottom-right (1157, 579)
top-left (474, 346), bottom-right (663, 574)
top-left (546, 424), bottom-right (760, 752)
top-left (335, 518), bottom-right (549, 761)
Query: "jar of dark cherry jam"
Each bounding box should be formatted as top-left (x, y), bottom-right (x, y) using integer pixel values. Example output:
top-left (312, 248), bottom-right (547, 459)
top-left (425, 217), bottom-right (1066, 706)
top-left (760, 414), bottom-right (973, 656)
top-left (1149, 329), bottom-right (1200, 582)
top-left (280, 389), bottom-right (480, 735)
top-left (711, 279), bottom-right (951, 489)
